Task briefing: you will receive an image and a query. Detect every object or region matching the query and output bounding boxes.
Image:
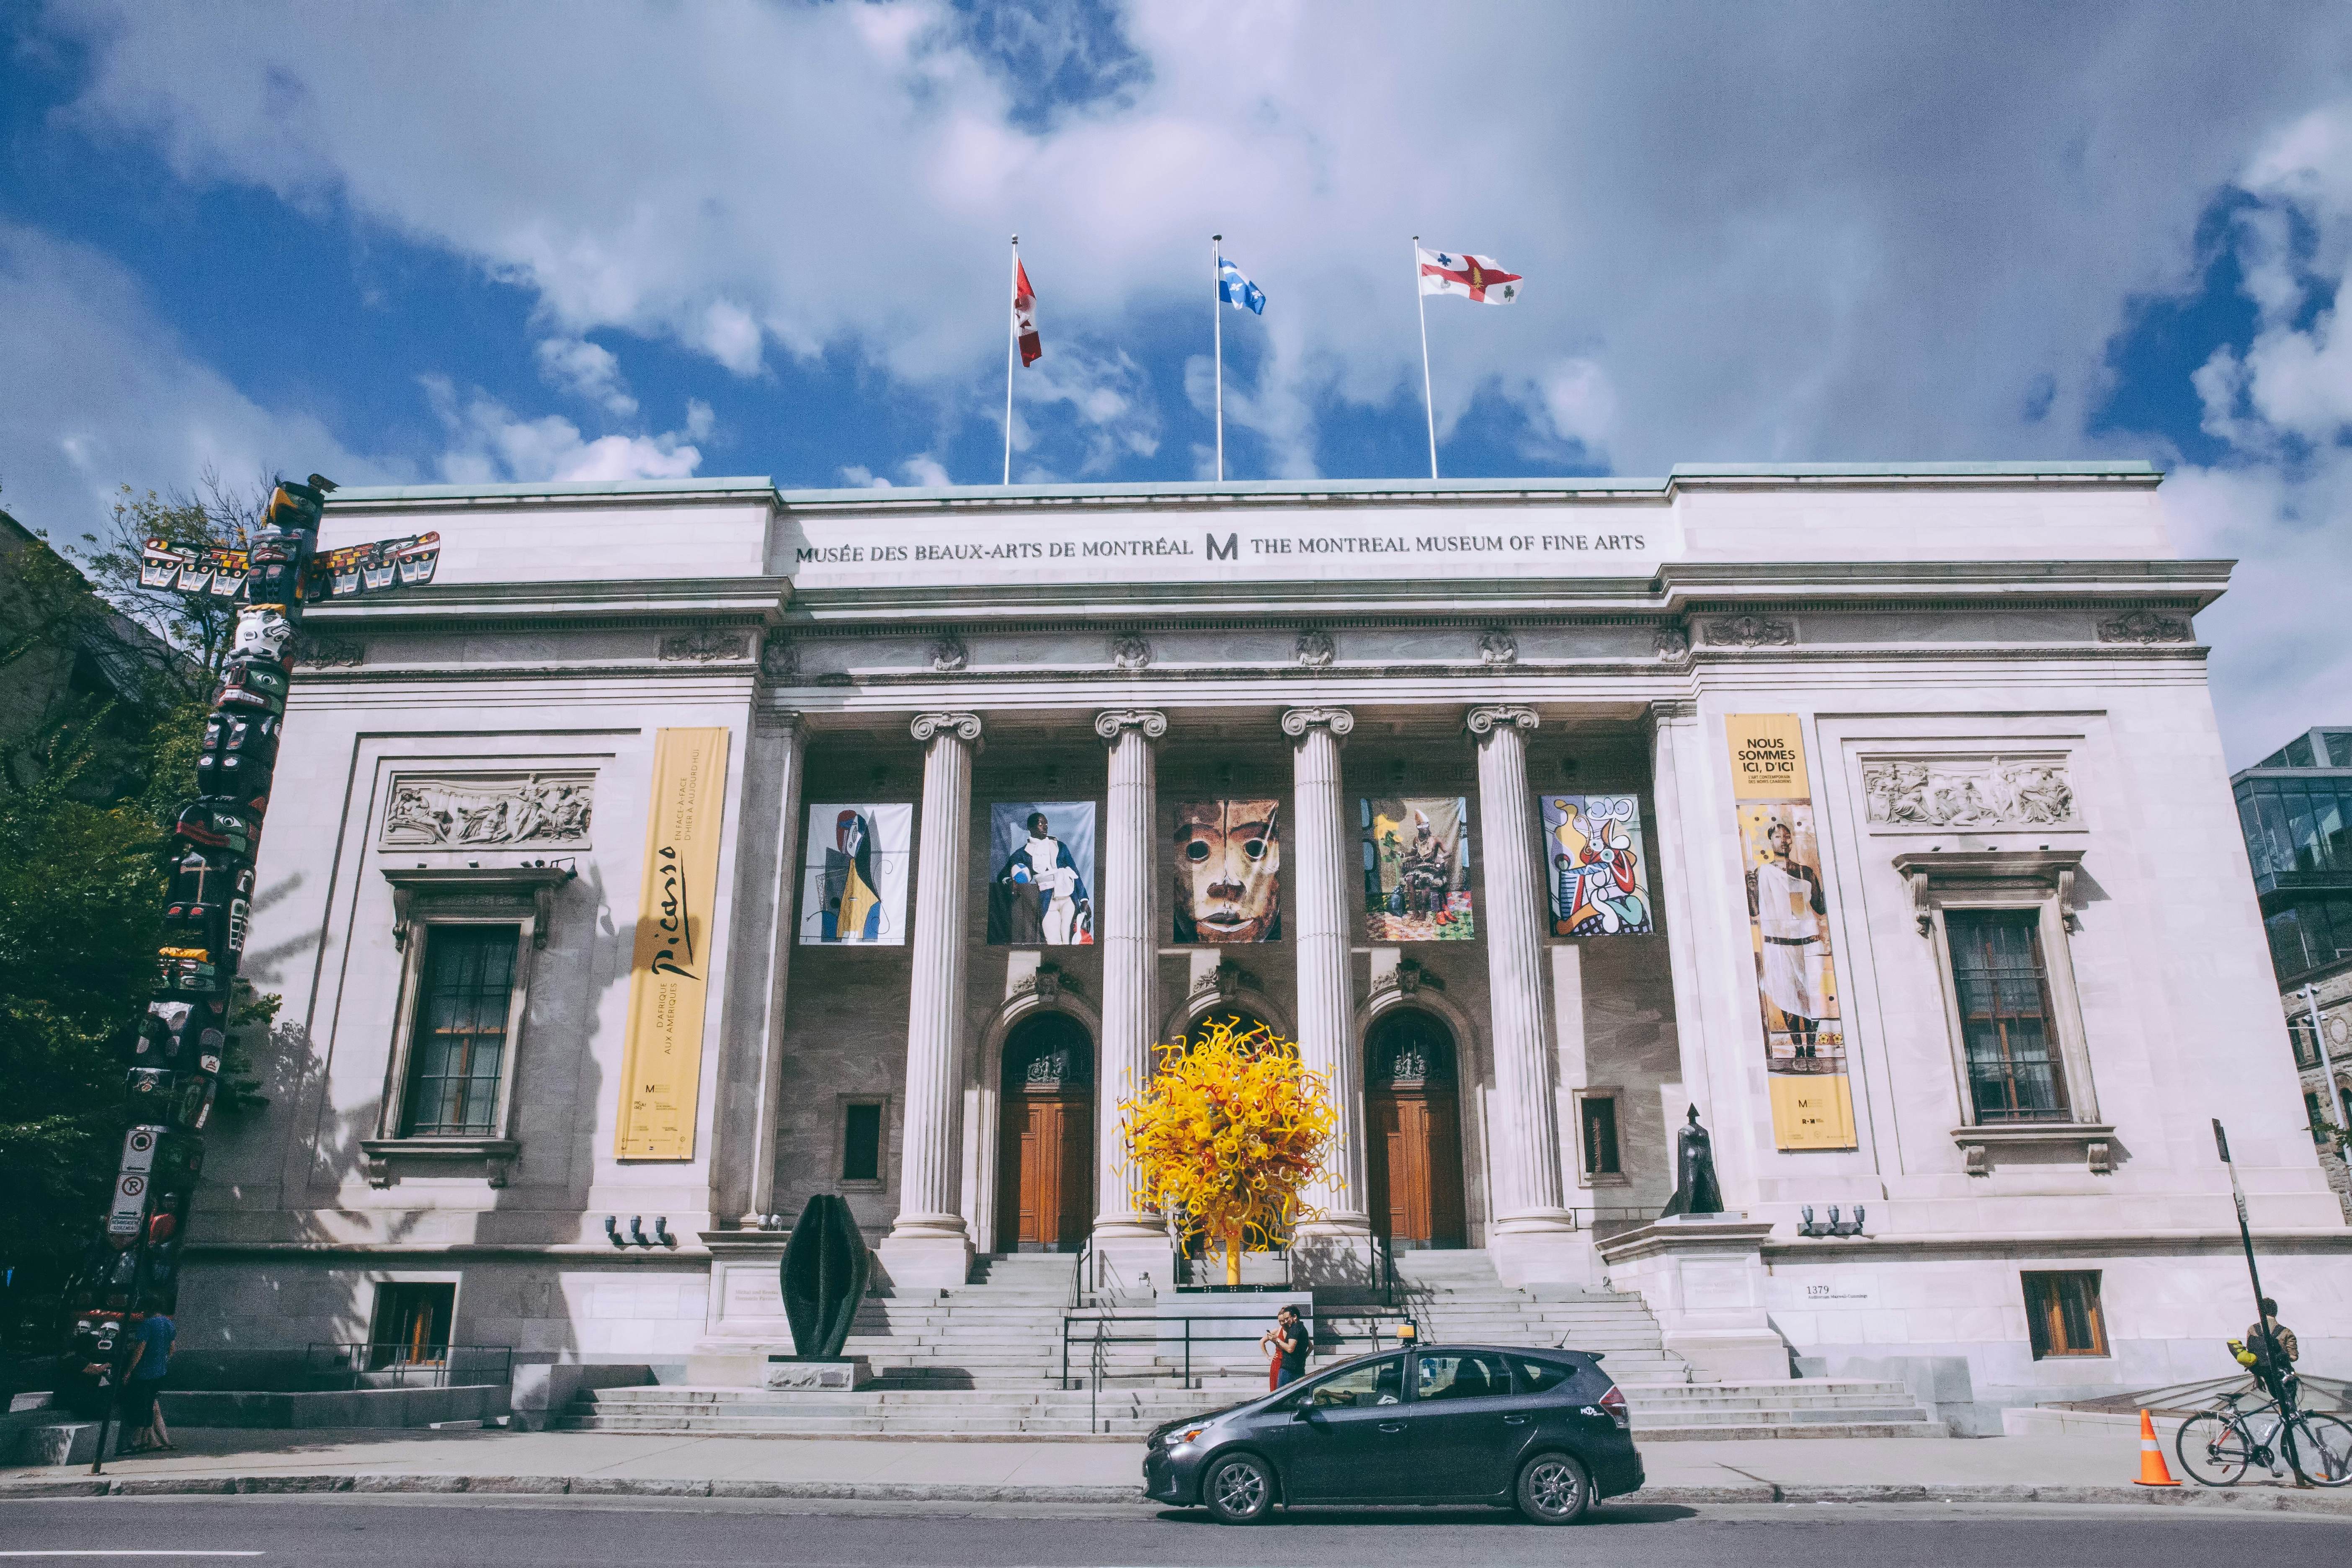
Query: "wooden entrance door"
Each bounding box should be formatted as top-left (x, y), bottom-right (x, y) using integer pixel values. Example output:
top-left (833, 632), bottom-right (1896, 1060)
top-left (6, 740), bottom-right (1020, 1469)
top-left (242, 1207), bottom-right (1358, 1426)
top-left (998, 1095), bottom-right (1092, 1251)
top-left (1364, 1009), bottom-right (1467, 1248)
top-left (1367, 1087), bottom-right (1466, 1247)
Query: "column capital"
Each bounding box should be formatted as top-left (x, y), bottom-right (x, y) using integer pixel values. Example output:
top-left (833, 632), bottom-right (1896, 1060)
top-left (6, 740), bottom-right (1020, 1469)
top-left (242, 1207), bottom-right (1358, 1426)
top-left (1280, 705), bottom-right (1354, 739)
top-left (1093, 707), bottom-right (1168, 741)
top-left (910, 711), bottom-right (984, 745)
top-left (1465, 704), bottom-right (1540, 736)
top-left (1646, 698), bottom-right (1699, 724)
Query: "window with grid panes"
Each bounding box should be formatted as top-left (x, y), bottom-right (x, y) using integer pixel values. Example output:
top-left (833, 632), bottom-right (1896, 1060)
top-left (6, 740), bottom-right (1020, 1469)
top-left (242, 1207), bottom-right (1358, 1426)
top-left (400, 925), bottom-right (519, 1135)
top-left (1580, 1095), bottom-right (1621, 1176)
top-left (2022, 1270), bottom-right (2107, 1358)
top-left (1946, 909), bottom-right (2071, 1122)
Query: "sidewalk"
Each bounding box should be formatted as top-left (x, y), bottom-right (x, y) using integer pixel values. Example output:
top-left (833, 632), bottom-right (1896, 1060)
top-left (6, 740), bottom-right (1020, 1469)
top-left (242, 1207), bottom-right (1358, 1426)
top-left (6, 1421), bottom-right (2349, 1512)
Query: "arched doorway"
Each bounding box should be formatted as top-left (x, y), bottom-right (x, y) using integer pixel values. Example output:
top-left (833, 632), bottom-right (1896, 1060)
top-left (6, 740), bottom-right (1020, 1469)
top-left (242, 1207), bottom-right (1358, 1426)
top-left (995, 1012), bottom-right (1094, 1253)
top-left (1364, 1009), bottom-right (1467, 1249)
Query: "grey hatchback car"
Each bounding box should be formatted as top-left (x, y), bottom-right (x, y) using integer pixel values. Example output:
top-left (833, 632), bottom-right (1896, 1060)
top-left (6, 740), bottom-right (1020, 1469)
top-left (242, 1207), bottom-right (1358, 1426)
top-left (1142, 1343), bottom-right (1640, 1524)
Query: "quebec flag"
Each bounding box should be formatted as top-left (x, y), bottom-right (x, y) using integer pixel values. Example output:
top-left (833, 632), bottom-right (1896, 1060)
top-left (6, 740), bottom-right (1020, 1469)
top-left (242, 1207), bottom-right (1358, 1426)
top-left (1218, 256), bottom-right (1266, 315)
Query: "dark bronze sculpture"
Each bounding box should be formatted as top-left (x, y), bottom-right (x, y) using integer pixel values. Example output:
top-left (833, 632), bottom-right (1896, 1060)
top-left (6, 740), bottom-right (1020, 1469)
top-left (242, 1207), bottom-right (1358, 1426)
top-left (1659, 1104), bottom-right (1725, 1218)
top-left (780, 1194), bottom-right (871, 1361)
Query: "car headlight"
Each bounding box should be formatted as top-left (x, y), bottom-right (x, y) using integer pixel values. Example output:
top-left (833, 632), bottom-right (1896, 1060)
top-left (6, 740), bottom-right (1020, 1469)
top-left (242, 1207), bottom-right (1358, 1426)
top-left (1163, 1427), bottom-right (1205, 1447)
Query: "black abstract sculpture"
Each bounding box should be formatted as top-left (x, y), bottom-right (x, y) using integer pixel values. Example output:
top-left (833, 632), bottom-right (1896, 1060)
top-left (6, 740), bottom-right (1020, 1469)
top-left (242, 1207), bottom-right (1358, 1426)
top-left (780, 1194), bottom-right (871, 1361)
top-left (1659, 1104), bottom-right (1725, 1219)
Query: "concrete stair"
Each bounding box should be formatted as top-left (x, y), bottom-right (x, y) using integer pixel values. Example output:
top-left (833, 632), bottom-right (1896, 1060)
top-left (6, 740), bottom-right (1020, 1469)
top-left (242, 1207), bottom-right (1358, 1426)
top-left (552, 1248), bottom-right (1945, 1439)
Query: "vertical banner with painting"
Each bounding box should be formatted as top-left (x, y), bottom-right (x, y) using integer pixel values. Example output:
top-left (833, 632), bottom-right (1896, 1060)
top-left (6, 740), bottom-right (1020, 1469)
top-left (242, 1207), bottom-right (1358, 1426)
top-left (799, 803), bottom-right (913, 945)
top-left (616, 727), bottom-right (731, 1159)
top-left (1725, 715), bottom-right (1858, 1151)
top-left (1541, 794), bottom-right (1654, 936)
top-left (1361, 797), bottom-right (1473, 940)
top-left (1171, 800), bottom-right (1282, 942)
top-left (988, 802), bottom-right (1097, 944)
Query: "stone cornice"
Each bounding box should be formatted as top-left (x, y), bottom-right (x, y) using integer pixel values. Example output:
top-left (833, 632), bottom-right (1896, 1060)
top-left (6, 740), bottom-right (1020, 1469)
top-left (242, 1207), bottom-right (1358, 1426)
top-left (303, 576), bottom-right (790, 630)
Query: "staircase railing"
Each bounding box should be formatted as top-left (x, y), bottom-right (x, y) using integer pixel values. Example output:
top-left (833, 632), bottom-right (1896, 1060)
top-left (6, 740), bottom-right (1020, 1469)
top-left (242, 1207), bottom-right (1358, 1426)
top-left (1088, 1315), bottom-right (1108, 1432)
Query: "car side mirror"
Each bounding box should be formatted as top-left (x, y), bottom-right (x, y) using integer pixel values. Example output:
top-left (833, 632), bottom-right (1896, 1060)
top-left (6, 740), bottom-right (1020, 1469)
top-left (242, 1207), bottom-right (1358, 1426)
top-left (1291, 1403), bottom-right (1320, 1422)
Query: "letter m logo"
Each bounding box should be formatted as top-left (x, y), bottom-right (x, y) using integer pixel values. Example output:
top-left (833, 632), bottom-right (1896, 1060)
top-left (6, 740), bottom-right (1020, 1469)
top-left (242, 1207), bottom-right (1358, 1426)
top-left (1206, 532), bottom-right (1238, 562)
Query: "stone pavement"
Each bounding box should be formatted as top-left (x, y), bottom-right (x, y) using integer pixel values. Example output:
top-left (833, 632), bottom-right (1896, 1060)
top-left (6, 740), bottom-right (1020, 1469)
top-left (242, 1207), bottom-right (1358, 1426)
top-left (6, 1419), bottom-right (2345, 1511)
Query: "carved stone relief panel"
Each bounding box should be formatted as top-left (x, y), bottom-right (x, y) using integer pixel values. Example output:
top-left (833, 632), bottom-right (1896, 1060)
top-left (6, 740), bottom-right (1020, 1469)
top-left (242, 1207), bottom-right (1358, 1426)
top-left (382, 771), bottom-right (596, 850)
top-left (1860, 756), bottom-right (2077, 830)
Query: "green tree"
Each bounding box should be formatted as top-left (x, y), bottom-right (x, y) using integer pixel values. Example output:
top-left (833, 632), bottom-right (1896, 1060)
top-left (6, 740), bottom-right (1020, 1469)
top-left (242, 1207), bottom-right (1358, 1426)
top-left (0, 487), bottom-right (271, 1359)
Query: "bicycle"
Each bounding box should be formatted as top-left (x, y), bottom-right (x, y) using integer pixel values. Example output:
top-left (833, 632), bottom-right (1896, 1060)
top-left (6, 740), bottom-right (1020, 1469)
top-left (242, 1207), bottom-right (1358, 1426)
top-left (2175, 1382), bottom-right (2352, 1487)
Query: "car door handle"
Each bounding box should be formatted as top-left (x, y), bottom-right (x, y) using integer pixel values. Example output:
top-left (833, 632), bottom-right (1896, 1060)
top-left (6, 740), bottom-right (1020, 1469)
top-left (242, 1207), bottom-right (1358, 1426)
top-left (1503, 1415), bottom-right (1529, 1426)
top-left (1377, 1421), bottom-right (1406, 1434)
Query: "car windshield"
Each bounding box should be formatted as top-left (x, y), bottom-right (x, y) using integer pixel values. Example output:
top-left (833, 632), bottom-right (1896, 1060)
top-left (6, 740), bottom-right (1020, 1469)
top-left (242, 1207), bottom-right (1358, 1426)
top-left (1301, 1353), bottom-right (1405, 1409)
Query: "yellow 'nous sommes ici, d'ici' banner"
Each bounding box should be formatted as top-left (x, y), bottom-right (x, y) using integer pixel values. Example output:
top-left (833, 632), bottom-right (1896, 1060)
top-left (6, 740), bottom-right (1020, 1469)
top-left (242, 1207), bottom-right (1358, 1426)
top-left (1725, 715), bottom-right (1857, 1151)
top-left (617, 727), bottom-right (731, 1158)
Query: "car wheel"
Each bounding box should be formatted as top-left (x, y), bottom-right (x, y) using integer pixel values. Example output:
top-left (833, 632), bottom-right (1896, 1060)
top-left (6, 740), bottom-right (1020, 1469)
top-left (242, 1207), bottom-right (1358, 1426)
top-left (1515, 1451), bottom-right (1593, 1524)
top-left (1203, 1453), bottom-right (1276, 1524)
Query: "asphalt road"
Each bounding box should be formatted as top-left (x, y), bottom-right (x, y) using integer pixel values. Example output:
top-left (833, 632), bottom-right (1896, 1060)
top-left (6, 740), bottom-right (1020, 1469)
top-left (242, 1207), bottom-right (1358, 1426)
top-left (1, 1498), bottom-right (2348, 1565)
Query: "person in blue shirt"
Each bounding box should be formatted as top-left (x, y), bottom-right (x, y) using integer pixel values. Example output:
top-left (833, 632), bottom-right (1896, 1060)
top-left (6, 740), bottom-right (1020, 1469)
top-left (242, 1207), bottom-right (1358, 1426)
top-left (119, 1308), bottom-right (175, 1453)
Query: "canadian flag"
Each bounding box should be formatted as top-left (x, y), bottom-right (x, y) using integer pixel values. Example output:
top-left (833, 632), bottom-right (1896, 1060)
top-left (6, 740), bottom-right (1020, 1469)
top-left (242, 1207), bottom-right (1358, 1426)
top-left (1014, 259), bottom-right (1042, 366)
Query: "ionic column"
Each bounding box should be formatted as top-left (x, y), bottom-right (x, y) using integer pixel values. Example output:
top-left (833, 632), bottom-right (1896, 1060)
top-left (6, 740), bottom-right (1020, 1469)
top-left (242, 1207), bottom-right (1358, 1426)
top-left (878, 711), bottom-right (982, 1289)
top-left (1090, 709), bottom-right (1173, 1293)
top-left (1283, 706), bottom-right (1371, 1272)
top-left (1467, 704), bottom-right (1584, 1285)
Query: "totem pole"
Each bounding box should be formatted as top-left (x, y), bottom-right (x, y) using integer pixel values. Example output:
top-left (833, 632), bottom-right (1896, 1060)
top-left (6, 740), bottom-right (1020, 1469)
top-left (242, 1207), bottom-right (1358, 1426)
top-left (63, 477), bottom-right (439, 1463)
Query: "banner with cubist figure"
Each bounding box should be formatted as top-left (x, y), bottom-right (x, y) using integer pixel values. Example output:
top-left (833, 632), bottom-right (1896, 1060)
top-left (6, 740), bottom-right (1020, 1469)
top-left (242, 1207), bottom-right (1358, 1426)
top-left (1171, 799), bottom-right (1281, 942)
top-left (1725, 715), bottom-right (1857, 1151)
top-left (799, 803), bottom-right (912, 946)
top-left (1541, 794), bottom-right (1653, 936)
top-left (1361, 797), bottom-right (1473, 940)
top-left (988, 802), bottom-right (1096, 945)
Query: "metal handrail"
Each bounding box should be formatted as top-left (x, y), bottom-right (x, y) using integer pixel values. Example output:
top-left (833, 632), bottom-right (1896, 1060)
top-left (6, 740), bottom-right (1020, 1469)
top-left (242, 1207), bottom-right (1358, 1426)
top-left (1058, 1307), bottom-right (1416, 1389)
top-left (1088, 1315), bottom-right (1107, 1432)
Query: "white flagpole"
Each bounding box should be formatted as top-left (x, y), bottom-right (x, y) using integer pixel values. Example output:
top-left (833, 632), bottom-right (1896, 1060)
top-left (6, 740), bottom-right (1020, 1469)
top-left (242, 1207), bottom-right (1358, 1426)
top-left (1004, 234), bottom-right (1019, 486)
top-left (1413, 235), bottom-right (1438, 480)
top-left (1212, 233), bottom-right (1225, 483)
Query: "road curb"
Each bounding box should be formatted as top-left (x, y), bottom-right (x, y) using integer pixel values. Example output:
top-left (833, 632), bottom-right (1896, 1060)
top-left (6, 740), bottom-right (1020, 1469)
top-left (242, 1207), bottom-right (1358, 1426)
top-left (5, 1474), bottom-right (2352, 1513)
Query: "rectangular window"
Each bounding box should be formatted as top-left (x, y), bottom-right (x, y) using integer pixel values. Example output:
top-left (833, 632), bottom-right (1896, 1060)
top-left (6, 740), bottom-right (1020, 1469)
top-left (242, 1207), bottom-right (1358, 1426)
top-left (1946, 910), bottom-right (2071, 1122)
top-left (369, 1282), bottom-right (455, 1367)
top-left (2307, 1091), bottom-right (2330, 1143)
top-left (1580, 1095), bottom-right (1621, 1177)
top-left (400, 926), bottom-right (519, 1136)
top-left (2022, 1270), bottom-right (2107, 1358)
top-left (840, 1101), bottom-right (884, 1183)
top-left (2288, 734), bottom-right (2318, 769)
top-left (2326, 731), bottom-right (2352, 768)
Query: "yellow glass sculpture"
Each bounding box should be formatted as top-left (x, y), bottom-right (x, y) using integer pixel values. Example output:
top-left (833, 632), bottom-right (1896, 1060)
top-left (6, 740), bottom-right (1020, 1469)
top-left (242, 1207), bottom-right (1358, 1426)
top-left (1120, 1016), bottom-right (1338, 1287)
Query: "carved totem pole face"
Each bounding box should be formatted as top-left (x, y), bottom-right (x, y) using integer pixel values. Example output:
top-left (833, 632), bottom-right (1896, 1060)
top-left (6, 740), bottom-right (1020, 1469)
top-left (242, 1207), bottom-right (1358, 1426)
top-left (232, 606), bottom-right (294, 662)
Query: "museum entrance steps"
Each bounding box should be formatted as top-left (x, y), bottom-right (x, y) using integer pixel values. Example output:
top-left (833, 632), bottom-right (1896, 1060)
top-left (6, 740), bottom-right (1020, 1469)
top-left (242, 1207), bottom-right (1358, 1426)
top-left (549, 1378), bottom-right (1946, 1439)
top-left (551, 1248), bottom-right (1944, 1437)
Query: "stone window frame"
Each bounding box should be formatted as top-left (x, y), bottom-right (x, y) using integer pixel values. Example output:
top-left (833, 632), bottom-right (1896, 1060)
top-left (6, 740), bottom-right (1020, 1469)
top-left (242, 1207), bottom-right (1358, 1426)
top-left (834, 1094), bottom-right (891, 1192)
top-left (363, 866), bottom-right (567, 1188)
top-left (1893, 850), bottom-right (2114, 1174)
top-left (1572, 1086), bottom-right (1628, 1189)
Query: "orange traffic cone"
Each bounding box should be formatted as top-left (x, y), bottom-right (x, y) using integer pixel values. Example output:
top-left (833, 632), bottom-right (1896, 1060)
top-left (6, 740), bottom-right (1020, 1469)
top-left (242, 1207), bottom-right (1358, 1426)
top-left (2133, 1408), bottom-right (2180, 1487)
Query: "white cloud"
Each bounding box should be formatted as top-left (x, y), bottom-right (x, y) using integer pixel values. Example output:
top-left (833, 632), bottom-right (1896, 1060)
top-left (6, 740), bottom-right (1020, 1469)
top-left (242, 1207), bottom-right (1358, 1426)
top-left (534, 335), bottom-right (638, 417)
top-left (2159, 103), bottom-right (2352, 763)
top-left (838, 453), bottom-right (955, 489)
top-left (423, 378), bottom-right (703, 483)
top-left (41, 0), bottom-right (2352, 475)
top-left (0, 220), bottom-right (379, 536)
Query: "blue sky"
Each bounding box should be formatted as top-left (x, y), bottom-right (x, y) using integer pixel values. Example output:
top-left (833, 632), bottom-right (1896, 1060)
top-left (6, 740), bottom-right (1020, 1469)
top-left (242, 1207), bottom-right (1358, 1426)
top-left (4, 1), bottom-right (2352, 761)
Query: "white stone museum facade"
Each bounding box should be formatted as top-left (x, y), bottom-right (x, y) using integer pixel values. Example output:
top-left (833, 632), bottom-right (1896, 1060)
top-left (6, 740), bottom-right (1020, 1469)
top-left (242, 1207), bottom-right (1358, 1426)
top-left (188, 463), bottom-right (2352, 1416)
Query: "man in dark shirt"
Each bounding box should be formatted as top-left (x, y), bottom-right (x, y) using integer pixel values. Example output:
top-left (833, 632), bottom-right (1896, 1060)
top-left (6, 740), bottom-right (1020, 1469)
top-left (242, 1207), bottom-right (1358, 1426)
top-left (1262, 1306), bottom-right (1308, 1388)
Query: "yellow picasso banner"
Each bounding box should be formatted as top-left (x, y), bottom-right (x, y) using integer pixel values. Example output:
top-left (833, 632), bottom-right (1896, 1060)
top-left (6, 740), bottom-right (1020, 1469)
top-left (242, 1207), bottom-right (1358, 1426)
top-left (616, 727), bottom-right (731, 1160)
top-left (1725, 715), bottom-right (1856, 1152)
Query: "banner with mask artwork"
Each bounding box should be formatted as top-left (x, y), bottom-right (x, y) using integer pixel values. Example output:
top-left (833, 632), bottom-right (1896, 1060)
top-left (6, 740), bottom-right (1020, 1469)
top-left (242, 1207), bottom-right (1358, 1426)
top-left (799, 803), bottom-right (913, 946)
top-left (988, 802), bottom-right (1097, 944)
top-left (1725, 715), bottom-right (1857, 1150)
top-left (1541, 794), bottom-right (1653, 936)
top-left (1362, 797), bottom-right (1473, 940)
top-left (1171, 799), bottom-right (1282, 942)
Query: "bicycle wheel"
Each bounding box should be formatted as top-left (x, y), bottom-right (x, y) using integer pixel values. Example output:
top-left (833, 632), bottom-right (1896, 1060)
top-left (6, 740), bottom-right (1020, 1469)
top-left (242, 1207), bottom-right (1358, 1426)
top-left (2285, 1412), bottom-right (2352, 1486)
top-left (2176, 1411), bottom-right (2253, 1485)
